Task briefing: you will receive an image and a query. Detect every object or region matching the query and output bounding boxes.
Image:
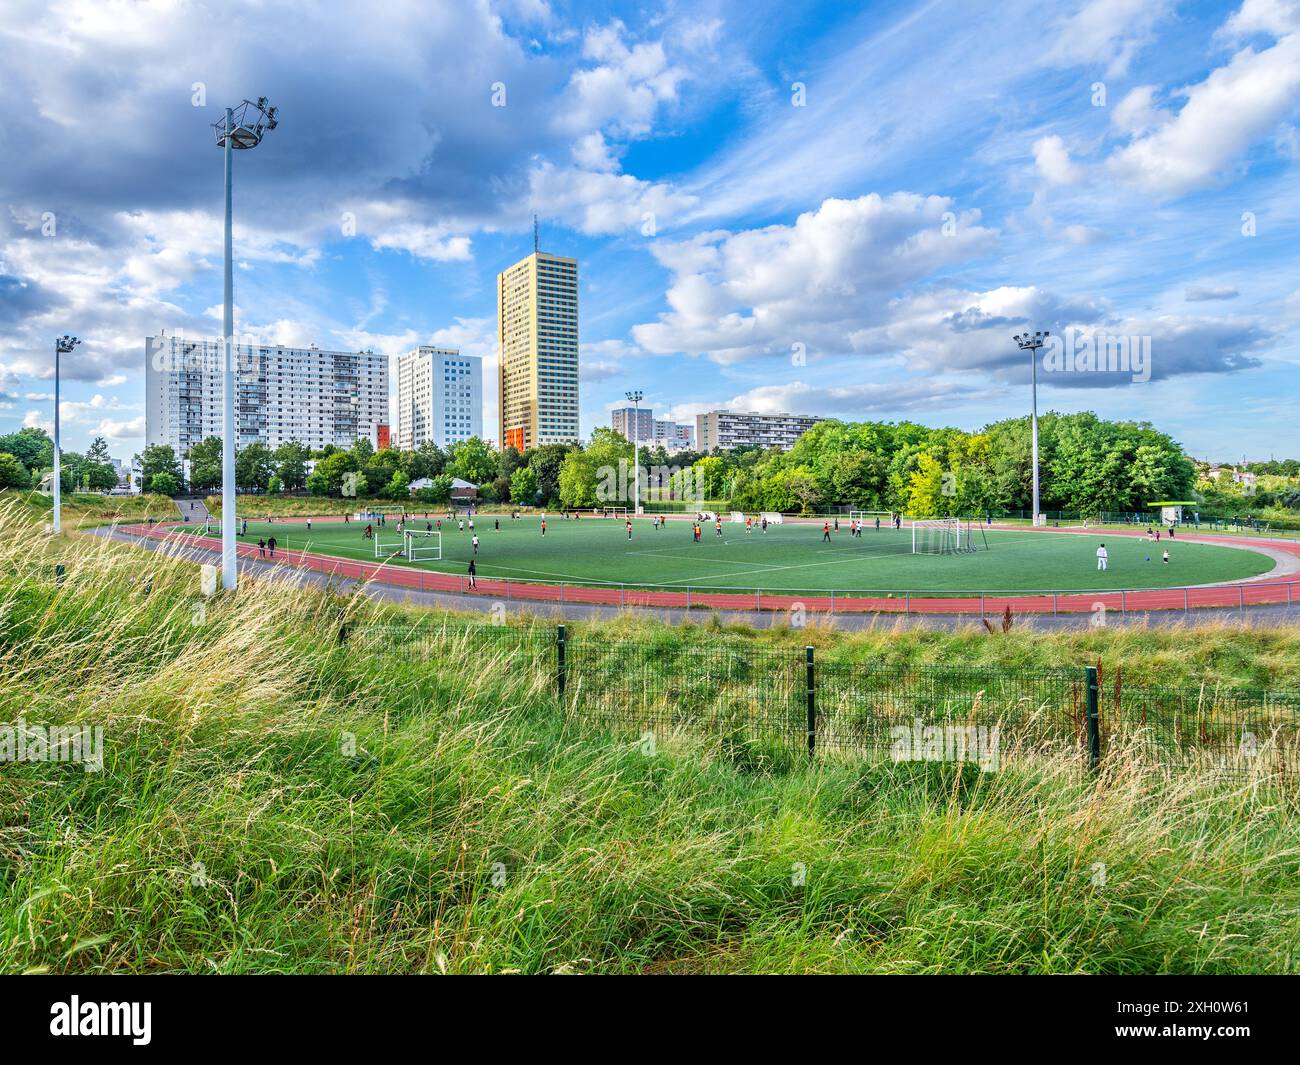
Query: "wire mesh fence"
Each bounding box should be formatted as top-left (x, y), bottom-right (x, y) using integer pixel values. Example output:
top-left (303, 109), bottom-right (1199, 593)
top-left (346, 621), bottom-right (1300, 778)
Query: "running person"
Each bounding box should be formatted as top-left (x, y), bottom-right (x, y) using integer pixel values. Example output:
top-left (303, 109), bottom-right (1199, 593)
top-left (467, 558), bottom-right (476, 589)
top-left (540, 519), bottom-right (547, 536)
top-left (364, 523), bottom-right (373, 540)
top-left (267, 535), bottom-right (277, 558)
top-left (822, 522), bottom-right (831, 543)
top-left (715, 519), bottom-right (723, 537)
top-left (626, 519), bottom-right (633, 539)
top-left (472, 534), bottom-right (480, 555)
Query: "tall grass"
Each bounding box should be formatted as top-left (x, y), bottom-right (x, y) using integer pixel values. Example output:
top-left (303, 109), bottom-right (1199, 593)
top-left (2, 499), bottom-right (1299, 973)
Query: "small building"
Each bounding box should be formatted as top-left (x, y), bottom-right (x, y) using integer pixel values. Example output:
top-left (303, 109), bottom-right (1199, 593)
top-left (450, 477), bottom-right (478, 502)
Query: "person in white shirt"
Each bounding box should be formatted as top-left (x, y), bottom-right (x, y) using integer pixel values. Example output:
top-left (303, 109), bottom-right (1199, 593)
top-left (1096, 543), bottom-right (1108, 571)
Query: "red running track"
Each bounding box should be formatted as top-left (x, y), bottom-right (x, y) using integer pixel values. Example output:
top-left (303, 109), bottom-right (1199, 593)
top-left (119, 522), bottom-right (1300, 615)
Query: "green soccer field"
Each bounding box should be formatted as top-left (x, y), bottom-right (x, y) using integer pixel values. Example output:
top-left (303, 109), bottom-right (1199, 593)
top-left (180, 515), bottom-right (1278, 595)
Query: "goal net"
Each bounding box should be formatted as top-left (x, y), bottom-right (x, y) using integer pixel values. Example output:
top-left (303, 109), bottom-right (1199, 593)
top-left (601, 506), bottom-right (629, 518)
top-left (911, 518), bottom-right (980, 554)
top-left (850, 510), bottom-right (892, 523)
top-left (730, 511), bottom-right (746, 523)
top-left (404, 529), bottom-right (442, 561)
top-left (760, 512), bottom-right (784, 524)
top-left (201, 520), bottom-right (221, 536)
top-left (374, 529), bottom-right (405, 558)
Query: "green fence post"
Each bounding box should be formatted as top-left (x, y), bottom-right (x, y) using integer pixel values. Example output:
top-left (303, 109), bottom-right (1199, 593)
top-left (557, 623), bottom-right (567, 698)
top-left (1085, 665), bottom-right (1101, 771)
top-left (805, 645), bottom-right (816, 759)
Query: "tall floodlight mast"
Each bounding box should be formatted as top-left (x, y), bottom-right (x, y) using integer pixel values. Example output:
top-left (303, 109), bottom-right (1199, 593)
top-left (212, 97), bottom-right (278, 590)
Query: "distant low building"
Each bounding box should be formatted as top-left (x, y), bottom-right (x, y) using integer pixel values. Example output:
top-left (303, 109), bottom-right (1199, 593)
top-left (450, 477), bottom-right (478, 501)
top-left (694, 410), bottom-right (821, 452)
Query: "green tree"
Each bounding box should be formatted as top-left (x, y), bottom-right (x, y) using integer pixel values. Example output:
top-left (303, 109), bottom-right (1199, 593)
top-left (186, 437), bottom-right (223, 494)
top-left (273, 441), bottom-right (310, 490)
top-left (150, 471), bottom-right (179, 496)
top-left (0, 427), bottom-right (53, 473)
top-left (509, 465), bottom-right (539, 506)
top-left (315, 451), bottom-right (359, 494)
top-left (137, 444), bottom-right (182, 493)
top-left (236, 441), bottom-right (275, 491)
top-left (386, 469), bottom-right (410, 500)
top-left (0, 452), bottom-right (31, 489)
top-left (447, 437), bottom-right (496, 487)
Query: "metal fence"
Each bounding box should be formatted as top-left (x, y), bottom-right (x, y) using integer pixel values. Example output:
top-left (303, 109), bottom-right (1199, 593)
top-left (351, 622), bottom-right (1300, 777)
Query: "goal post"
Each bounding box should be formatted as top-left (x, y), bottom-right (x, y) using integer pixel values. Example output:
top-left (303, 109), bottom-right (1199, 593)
top-left (910, 517), bottom-right (982, 554)
top-left (404, 529), bottom-right (442, 562)
top-left (849, 510), bottom-right (893, 523)
top-left (601, 505), bottom-right (629, 519)
top-left (760, 511), bottom-right (784, 524)
top-left (729, 511), bottom-right (746, 523)
top-left (374, 529), bottom-right (405, 559)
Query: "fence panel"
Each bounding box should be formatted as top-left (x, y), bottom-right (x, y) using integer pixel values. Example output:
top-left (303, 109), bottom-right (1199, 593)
top-left (562, 635), bottom-right (805, 754)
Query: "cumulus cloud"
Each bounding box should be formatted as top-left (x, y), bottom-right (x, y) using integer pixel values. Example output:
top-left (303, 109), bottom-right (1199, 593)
top-left (631, 193), bottom-right (998, 363)
top-left (1107, 19), bottom-right (1300, 197)
top-left (1033, 136), bottom-right (1083, 185)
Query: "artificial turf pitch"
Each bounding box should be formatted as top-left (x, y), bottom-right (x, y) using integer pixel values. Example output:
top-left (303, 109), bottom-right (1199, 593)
top-left (181, 515), bottom-right (1276, 595)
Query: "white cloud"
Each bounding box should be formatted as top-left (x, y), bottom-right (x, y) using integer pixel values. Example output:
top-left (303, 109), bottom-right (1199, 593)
top-left (1110, 85), bottom-right (1170, 136)
top-left (1045, 0), bottom-right (1172, 76)
top-left (1033, 135), bottom-right (1083, 185)
top-left (528, 162), bottom-right (696, 236)
top-left (556, 21), bottom-right (686, 139)
top-left (631, 193), bottom-right (998, 363)
top-left (1107, 28), bottom-right (1300, 197)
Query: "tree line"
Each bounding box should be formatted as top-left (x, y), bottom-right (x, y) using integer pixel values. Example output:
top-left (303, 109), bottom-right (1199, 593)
top-left (13, 412), bottom-right (1276, 520)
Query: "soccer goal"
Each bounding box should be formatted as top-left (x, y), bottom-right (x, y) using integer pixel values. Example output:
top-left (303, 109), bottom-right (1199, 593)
top-left (404, 529), bottom-right (442, 562)
top-left (201, 520), bottom-right (221, 536)
top-left (601, 506), bottom-right (629, 519)
top-left (370, 504), bottom-right (407, 521)
top-left (730, 511), bottom-right (746, 523)
top-left (760, 512), bottom-right (784, 524)
top-left (850, 510), bottom-right (892, 524)
top-left (374, 529), bottom-right (405, 558)
top-left (911, 518), bottom-right (981, 554)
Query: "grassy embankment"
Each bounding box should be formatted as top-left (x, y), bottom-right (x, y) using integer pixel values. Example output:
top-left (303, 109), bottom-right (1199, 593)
top-left (3, 497), bottom-right (1300, 973)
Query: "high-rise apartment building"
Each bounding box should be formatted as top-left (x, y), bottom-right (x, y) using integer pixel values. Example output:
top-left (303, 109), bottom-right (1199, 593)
top-left (694, 410), bottom-right (821, 452)
top-left (498, 249), bottom-right (579, 450)
top-left (395, 346), bottom-right (483, 450)
top-left (144, 333), bottom-right (387, 456)
top-left (611, 406), bottom-right (655, 444)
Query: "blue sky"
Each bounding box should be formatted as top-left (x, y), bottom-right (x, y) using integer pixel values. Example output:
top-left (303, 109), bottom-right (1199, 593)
top-left (2, 0), bottom-right (1298, 462)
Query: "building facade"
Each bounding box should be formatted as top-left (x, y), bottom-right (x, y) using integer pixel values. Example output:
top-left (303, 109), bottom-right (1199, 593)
top-left (145, 333), bottom-right (387, 456)
top-left (694, 410), bottom-right (820, 452)
top-left (498, 249), bottom-right (579, 450)
top-left (653, 418), bottom-right (694, 452)
top-left (395, 346), bottom-right (483, 450)
top-left (611, 406), bottom-right (655, 444)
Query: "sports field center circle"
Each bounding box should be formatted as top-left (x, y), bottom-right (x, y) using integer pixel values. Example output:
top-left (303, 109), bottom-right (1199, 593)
top-left (134, 514), bottom-right (1300, 615)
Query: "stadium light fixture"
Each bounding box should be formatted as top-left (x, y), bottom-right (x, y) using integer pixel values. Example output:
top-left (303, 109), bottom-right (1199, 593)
top-left (625, 390), bottom-right (643, 515)
top-left (52, 335), bottom-right (81, 534)
top-left (212, 98), bottom-right (278, 591)
top-left (1013, 330), bottom-right (1050, 526)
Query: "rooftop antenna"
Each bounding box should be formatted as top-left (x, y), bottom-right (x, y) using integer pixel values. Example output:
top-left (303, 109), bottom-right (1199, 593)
top-left (533, 214), bottom-right (539, 254)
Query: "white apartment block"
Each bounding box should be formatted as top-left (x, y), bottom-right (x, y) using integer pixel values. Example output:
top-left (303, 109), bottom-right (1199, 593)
top-left (694, 410), bottom-right (821, 452)
top-left (145, 333), bottom-right (387, 456)
top-left (395, 346), bottom-right (483, 450)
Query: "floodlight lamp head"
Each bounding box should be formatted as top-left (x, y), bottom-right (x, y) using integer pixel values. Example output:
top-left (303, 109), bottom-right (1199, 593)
top-left (626, 390), bottom-right (643, 404)
top-left (213, 97), bottom-right (279, 149)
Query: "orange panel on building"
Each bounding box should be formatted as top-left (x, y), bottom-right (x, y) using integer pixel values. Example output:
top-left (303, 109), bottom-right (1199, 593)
top-left (376, 424), bottom-right (390, 450)
top-left (505, 427), bottom-right (526, 451)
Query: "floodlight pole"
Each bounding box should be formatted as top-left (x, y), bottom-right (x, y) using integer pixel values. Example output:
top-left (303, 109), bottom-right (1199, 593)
top-left (1013, 331), bottom-right (1049, 526)
top-left (213, 97), bottom-right (277, 591)
top-left (626, 390), bottom-right (643, 515)
top-left (52, 335), bottom-right (80, 534)
top-left (221, 107), bottom-right (236, 590)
